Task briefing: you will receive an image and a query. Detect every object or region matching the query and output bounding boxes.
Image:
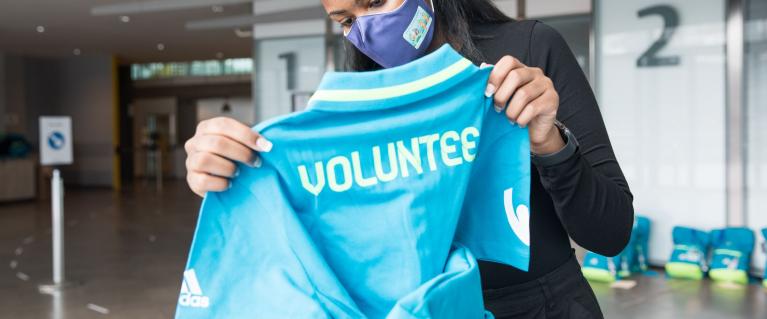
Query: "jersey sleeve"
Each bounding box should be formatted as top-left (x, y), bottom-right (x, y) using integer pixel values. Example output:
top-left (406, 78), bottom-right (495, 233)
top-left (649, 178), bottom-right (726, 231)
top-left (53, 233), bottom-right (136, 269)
top-left (175, 164), bottom-right (362, 319)
top-left (455, 99), bottom-right (532, 272)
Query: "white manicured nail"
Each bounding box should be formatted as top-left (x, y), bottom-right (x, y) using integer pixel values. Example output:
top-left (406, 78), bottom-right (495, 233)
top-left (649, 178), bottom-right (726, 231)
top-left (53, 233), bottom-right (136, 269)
top-left (256, 138), bottom-right (273, 152)
top-left (485, 84), bottom-right (496, 97)
top-left (253, 156), bottom-right (262, 168)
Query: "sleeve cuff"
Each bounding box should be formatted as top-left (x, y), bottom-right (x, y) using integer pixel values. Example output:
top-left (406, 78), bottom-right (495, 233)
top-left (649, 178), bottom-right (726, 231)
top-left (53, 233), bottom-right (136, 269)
top-left (531, 122), bottom-right (579, 168)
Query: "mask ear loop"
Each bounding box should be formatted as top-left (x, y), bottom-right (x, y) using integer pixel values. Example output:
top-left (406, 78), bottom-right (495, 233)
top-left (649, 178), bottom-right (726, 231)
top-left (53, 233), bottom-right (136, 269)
top-left (430, 0), bottom-right (436, 13)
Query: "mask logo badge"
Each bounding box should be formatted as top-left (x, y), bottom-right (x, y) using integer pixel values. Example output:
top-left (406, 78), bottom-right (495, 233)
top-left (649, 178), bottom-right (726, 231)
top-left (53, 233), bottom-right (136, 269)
top-left (403, 6), bottom-right (433, 49)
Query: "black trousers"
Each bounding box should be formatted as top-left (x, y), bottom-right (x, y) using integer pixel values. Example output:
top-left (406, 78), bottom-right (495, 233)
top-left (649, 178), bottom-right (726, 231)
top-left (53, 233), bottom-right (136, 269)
top-left (483, 254), bottom-right (604, 319)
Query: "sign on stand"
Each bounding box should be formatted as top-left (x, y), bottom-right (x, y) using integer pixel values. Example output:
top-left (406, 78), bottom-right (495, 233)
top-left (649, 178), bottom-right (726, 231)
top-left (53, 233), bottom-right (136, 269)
top-left (39, 116), bottom-right (73, 166)
top-left (38, 116), bottom-right (77, 293)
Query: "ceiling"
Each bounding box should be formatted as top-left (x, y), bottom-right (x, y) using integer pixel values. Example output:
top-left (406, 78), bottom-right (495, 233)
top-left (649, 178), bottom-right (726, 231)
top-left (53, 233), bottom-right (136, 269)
top-left (0, 0), bottom-right (324, 64)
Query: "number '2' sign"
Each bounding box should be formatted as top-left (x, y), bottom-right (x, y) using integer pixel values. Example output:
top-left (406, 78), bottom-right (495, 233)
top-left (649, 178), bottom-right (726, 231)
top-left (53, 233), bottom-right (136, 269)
top-left (637, 4), bottom-right (682, 67)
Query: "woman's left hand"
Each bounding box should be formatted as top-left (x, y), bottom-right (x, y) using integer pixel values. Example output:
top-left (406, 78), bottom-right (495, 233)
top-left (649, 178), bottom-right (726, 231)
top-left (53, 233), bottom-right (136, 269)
top-left (483, 56), bottom-right (565, 155)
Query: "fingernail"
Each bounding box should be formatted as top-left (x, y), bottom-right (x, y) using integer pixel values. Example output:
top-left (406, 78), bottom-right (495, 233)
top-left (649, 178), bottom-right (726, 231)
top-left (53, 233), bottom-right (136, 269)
top-left (233, 168), bottom-right (240, 178)
top-left (485, 84), bottom-right (496, 98)
top-left (256, 138), bottom-right (273, 153)
top-left (227, 182), bottom-right (233, 190)
top-left (494, 104), bottom-right (503, 113)
top-left (252, 156), bottom-right (262, 168)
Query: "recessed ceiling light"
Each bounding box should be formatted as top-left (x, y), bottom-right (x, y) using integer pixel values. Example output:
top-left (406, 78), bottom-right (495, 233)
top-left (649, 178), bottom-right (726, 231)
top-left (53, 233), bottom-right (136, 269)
top-left (211, 5), bottom-right (224, 13)
top-left (157, 43), bottom-right (165, 51)
top-left (120, 15), bottom-right (131, 23)
top-left (36, 26), bottom-right (45, 33)
top-left (73, 48), bottom-right (81, 56)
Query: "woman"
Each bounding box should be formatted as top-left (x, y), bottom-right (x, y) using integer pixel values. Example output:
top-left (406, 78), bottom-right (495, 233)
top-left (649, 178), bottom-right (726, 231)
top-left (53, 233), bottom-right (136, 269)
top-left (184, 0), bottom-right (634, 318)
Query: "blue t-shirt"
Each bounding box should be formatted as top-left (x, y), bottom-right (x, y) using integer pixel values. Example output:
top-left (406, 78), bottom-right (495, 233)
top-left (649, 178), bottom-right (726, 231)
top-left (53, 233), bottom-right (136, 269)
top-left (176, 44), bottom-right (531, 318)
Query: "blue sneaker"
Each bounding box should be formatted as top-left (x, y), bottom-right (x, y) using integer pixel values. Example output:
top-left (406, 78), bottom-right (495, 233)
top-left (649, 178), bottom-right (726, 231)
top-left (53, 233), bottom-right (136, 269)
top-left (665, 227), bottom-right (709, 280)
top-left (633, 216), bottom-right (651, 273)
top-left (708, 227), bottom-right (755, 285)
top-left (582, 252), bottom-right (621, 283)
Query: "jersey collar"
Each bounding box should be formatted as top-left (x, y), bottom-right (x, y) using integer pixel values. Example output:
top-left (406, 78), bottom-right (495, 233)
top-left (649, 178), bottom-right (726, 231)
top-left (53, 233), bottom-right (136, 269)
top-left (308, 44), bottom-right (480, 112)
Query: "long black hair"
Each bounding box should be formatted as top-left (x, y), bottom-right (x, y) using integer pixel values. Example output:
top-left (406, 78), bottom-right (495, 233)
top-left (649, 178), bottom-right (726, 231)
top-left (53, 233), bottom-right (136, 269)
top-left (344, 0), bottom-right (512, 71)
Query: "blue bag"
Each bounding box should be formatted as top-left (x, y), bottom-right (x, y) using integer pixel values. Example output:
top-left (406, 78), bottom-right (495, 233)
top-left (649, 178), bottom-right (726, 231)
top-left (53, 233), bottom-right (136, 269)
top-left (708, 227), bottom-right (755, 285)
top-left (665, 226), bottom-right (709, 280)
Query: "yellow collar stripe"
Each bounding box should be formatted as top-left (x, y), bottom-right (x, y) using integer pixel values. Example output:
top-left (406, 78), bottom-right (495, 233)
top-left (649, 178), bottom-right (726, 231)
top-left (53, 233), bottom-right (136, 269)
top-left (309, 59), bottom-right (474, 103)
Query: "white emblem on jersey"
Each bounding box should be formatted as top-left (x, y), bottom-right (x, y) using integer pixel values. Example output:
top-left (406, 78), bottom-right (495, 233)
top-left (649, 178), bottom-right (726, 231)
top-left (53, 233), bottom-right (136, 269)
top-left (179, 269), bottom-right (210, 308)
top-left (503, 188), bottom-right (530, 246)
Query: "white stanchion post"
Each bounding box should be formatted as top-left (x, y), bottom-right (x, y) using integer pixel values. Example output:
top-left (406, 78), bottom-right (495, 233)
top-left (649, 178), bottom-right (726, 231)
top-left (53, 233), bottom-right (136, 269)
top-left (39, 168), bottom-right (76, 294)
top-left (52, 168), bottom-right (64, 285)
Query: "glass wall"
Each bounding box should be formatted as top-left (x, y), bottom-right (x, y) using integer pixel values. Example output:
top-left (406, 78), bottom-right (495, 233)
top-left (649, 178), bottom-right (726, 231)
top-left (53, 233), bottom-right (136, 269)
top-left (746, 0), bottom-right (767, 272)
top-left (595, 0), bottom-right (728, 263)
top-left (255, 36), bottom-right (325, 121)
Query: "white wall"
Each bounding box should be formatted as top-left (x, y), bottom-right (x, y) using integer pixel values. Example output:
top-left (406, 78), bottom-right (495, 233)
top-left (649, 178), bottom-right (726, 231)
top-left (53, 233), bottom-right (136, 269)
top-left (527, 0), bottom-right (591, 17)
top-left (58, 55), bottom-right (115, 186)
top-left (255, 36), bottom-right (324, 121)
top-left (746, 3), bottom-right (767, 274)
top-left (596, 0), bottom-right (727, 264)
top-left (0, 54), bottom-right (116, 186)
top-left (493, 0), bottom-right (591, 18)
top-left (4, 55), bottom-right (28, 135)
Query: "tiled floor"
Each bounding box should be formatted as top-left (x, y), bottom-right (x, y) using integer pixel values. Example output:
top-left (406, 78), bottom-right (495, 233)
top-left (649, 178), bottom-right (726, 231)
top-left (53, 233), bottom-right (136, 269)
top-left (0, 181), bottom-right (765, 318)
top-left (0, 181), bottom-right (200, 319)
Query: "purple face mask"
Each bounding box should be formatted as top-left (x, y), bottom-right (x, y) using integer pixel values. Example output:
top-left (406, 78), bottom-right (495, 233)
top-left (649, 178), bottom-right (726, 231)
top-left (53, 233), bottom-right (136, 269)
top-left (345, 0), bottom-right (435, 68)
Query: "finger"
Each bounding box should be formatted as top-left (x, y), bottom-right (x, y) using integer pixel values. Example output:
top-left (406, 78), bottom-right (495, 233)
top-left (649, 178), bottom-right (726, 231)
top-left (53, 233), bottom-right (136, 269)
top-left (187, 172), bottom-right (207, 197)
top-left (186, 152), bottom-right (238, 178)
top-left (517, 90), bottom-right (557, 127)
top-left (197, 118), bottom-right (272, 152)
top-left (505, 77), bottom-right (546, 122)
top-left (515, 100), bottom-right (540, 128)
top-left (184, 137), bottom-right (196, 155)
top-left (187, 171), bottom-right (230, 196)
top-left (486, 56), bottom-right (524, 98)
top-left (494, 67), bottom-right (537, 112)
top-left (192, 134), bottom-right (257, 166)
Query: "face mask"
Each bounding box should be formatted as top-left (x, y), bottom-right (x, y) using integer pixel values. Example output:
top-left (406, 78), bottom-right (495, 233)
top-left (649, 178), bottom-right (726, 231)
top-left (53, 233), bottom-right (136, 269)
top-left (345, 0), bottom-right (435, 68)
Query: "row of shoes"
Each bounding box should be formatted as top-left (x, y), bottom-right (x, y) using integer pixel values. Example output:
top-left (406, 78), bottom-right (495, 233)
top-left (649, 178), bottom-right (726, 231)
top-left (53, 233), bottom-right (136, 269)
top-left (581, 218), bottom-right (766, 287)
top-left (665, 226), bottom-right (763, 286)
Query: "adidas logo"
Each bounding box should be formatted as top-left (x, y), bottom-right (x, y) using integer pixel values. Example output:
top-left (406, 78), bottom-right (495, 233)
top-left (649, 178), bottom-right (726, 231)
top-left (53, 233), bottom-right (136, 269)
top-left (179, 269), bottom-right (210, 308)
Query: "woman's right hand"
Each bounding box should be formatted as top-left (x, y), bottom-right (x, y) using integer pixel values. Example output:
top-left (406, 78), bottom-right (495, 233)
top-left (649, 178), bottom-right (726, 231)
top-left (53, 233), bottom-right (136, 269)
top-left (184, 117), bottom-right (272, 197)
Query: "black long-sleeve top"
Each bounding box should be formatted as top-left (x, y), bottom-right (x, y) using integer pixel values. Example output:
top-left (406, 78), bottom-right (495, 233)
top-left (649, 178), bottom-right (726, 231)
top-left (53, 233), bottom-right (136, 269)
top-left (468, 20), bottom-right (635, 288)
